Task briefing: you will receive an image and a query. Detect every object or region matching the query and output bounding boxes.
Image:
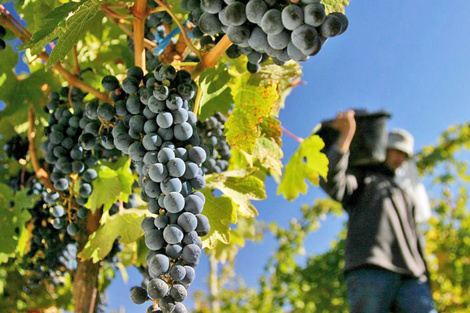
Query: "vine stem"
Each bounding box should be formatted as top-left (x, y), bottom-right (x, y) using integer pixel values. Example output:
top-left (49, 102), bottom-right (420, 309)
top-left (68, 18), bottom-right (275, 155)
top-left (27, 107), bottom-right (55, 190)
top-left (73, 45), bottom-right (80, 75)
top-left (0, 9), bottom-right (109, 102)
top-left (133, 0), bottom-right (148, 72)
top-left (281, 125), bottom-right (304, 143)
top-left (107, 13), bottom-right (157, 50)
top-left (154, 0), bottom-right (201, 59)
top-left (100, 5), bottom-right (130, 19)
top-left (191, 35), bottom-right (232, 79)
top-left (193, 83), bottom-right (203, 116)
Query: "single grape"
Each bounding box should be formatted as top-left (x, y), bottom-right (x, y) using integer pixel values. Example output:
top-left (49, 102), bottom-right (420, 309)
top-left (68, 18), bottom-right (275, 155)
top-left (145, 229), bottom-right (165, 250)
top-left (163, 192), bottom-right (185, 213)
top-left (319, 14), bottom-right (343, 37)
top-left (147, 278), bottom-right (168, 300)
top-left (130, 286), bottom-right (149, 304)
top-left (281, 5), bottom-right (304, 31)
top-left (225, 2), bottom-right (246, 26)
top-left (170, 284), bottom-right (187, 302)
top-left (246, 0), bottom-right (268, 24)
top-left (260, 9), bottom-right (284, 35)
top-left (291, 24), bottom-right (318, 51)
top-left (195, 214), bottom-right (210, 236)
top-left (197, 12), bottom-right (222, 35)
top-left (101, 75), bottom-right (120, 91)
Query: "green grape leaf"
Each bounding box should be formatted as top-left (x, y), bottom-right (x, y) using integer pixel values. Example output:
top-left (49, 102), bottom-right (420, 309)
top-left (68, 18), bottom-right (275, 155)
top-left (0, 45), bottom-right (18, 75)
top-left (277, 133), bottom-right (329, 201)
top-left (225, 83), bottom-right (279, 153)
top-left (20, 2), bottom-right (81, 54)
top-left (205, 169), bottom-right (266, 218)
top-left (322, 0), bottom-right (350, 14)
top-left (200, 189), bottom-right (236, 249)
top-left (84, 158), bottom-right (135, 212)
top-left (47, 0), bottom-right (101, 67)
top-left (0, 183), bottom-right (38, 260)
top-left (198, 63), bottom-right (233, 121)
top-left (78, 209), bottom-right (147, 263)
top-left (253, 137), bottom-right (283, 182)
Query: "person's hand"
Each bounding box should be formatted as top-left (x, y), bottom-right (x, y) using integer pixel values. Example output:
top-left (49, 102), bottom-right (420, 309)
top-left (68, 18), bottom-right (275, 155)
top-left (330, 110), bottom-right (356, 153)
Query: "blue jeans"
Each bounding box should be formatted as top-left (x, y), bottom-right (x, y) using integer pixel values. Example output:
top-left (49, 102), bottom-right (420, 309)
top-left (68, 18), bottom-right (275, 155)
top-left (345, 268), bottom-right (437, 313)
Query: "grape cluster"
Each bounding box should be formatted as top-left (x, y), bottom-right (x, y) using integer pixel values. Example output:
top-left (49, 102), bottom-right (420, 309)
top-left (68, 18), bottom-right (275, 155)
top-left (41, 88), bottom-right (121, 235)
top-left (97, 65), bottom-right (209, 313)
top-left (0, 25), bottom-right (6, 50)
top-left (21, 191), bottom-right (75, 284)
top-left (197, 113), bottom-right (231, 174)
top-left (187, 0), bottom-right (348, 71)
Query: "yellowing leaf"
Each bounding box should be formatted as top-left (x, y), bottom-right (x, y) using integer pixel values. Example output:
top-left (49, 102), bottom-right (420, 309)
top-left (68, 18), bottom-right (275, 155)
top-left (200, 190), bottom-right (236, 249)
top-left (225, 83), bottom-right (279, 153)
top-left (205, 169), bottom-right (266, 218)
top-left (253, 137), bottom-right (283, 182)
top-left (78, 209), bottom-right (147, 263)
top-left (322, 0), bottom-right (350, 14)
top-left (278, 134), bottom-right (329, 201)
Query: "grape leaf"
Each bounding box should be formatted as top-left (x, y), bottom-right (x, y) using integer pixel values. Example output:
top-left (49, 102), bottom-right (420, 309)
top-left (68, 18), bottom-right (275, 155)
top-left (200, 189), bottom-right (236, 249)
top-left (47, 0), bottom-right (101, 67)
top-left (20, 2), bottom-right (81, 54)
top-left (249, 61), bottom-right (303, 113)
top-left (322, 0), bottom-right (350, 14)
top-left (0, 183), bottom-right (37, 261)
top-left (78, 209), bottom-right (147, 263)
top-left (225, 83), bottom-right (279, 154)
top-left (211, 217), bottom-right (260, 263)
top-left (205, 169), bottom-right (266, 218)
top-left (84, 158), bottom-right (135, 213)
top-left (253, 137), bottom-right (283, 182)
top-left (277, 133), bottom-right (329, 201)
top-left (198, 63), bottom-right (233, 121)
top-left (259, 116), bottom-right (282, 146)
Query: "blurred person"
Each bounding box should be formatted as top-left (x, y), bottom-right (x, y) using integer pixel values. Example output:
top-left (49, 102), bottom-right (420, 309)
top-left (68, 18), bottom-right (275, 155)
top-left (320, 110), bottom-right (437, 313)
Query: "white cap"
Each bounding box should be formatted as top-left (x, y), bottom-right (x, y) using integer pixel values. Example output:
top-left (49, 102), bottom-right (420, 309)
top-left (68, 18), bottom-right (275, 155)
top-left (387, 129), bottom-right (414, 157)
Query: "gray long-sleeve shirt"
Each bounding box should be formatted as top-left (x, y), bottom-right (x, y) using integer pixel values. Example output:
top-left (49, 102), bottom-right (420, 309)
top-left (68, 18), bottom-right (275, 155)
top-left (320, 146), bottom-right (427, 277)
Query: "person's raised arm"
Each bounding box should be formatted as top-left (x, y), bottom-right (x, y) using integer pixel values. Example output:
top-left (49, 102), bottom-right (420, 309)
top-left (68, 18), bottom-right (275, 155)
top-left (330, 110), bottom-right (356, 153)
top-left (320, 110), bottom-right (359, 206)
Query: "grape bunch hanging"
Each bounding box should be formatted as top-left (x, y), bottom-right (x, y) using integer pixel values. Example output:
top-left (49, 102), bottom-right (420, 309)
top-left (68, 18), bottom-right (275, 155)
top-left (185, 0), bottom-right (348, 72)
top-left (96, 65), bottom-right (210, 313)
top-left (41, 86), bottom-right (121, 235)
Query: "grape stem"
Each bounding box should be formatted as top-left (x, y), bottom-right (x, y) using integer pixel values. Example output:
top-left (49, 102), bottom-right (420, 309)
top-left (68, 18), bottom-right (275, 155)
top-left (281, 125), bottom-right (304, 143)
top-left (133, 0), bottom-right (149, 73)
top-left (27, 107), bottom-right (55, 191)
top-left (191, 35), bottom-right (232, 79)
top-left (193, 83), bottom-right (203, 116)
top-left (101, 1), bottom-right (160, 53)
top-left (100, 5), bottom-right (130, 19)
top-left (153, 0), bottom-right (201, 59)
top-left (72, 45), bottom-right (80, 76)
top-left (0, 7), bottom-right (109, 102)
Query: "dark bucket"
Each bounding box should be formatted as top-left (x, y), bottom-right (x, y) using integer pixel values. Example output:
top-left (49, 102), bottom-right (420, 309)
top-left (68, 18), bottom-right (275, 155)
top-left (316, 110), bottom-right (391, 166)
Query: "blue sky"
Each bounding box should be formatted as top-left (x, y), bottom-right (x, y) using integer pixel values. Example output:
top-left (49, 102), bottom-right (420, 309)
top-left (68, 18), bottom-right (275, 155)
top-left (107, 1), bottom-right (470, 312)
top-left (3, 1), bottom-right (470, 312)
